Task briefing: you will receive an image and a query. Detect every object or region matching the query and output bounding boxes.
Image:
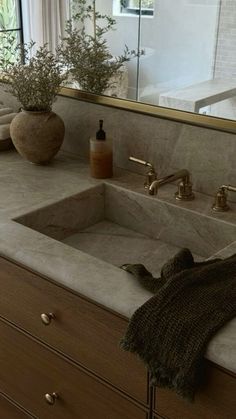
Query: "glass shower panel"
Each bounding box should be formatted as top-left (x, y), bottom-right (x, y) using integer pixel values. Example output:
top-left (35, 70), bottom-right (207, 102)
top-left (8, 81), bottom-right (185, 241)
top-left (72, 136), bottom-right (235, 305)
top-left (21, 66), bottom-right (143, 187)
top-left (138, 0), bottom-right (221, 113)
top-left (95, 0), bottom-right (140, 100)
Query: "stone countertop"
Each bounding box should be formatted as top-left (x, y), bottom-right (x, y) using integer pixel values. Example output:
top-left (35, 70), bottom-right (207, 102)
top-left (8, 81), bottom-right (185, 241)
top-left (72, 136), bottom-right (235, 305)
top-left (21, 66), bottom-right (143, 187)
top-left (0, 150), bottom-right (235, 375)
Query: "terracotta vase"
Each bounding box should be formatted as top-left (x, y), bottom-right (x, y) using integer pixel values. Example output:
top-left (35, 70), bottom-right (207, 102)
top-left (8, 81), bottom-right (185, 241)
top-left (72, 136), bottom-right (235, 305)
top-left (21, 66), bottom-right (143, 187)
top-left (10, 110), bottom-right (65, 164)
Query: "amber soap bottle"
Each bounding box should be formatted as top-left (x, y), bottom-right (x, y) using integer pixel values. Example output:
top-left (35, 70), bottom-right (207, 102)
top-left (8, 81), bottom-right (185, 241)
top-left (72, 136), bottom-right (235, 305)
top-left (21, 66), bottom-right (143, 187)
top-left (90, 120), bottom-right (113, 179)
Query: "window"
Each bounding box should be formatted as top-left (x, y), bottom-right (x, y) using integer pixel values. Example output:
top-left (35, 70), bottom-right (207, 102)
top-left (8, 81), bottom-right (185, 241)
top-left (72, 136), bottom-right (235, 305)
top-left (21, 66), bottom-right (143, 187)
top-left (120, 0), bottom-right (154, 16)
top-left (0, 0), bottom-right (23, 66)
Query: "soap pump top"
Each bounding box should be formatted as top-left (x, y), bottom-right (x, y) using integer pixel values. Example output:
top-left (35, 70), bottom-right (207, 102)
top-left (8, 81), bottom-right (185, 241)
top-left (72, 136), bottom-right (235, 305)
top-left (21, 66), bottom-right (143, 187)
top-left (96, 120), bottom-right (106, 140)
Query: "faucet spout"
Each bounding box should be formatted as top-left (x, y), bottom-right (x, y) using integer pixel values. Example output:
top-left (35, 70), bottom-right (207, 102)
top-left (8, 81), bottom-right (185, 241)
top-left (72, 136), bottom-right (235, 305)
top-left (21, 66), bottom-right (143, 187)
top-left (148, 169), bottom-right (194, 201)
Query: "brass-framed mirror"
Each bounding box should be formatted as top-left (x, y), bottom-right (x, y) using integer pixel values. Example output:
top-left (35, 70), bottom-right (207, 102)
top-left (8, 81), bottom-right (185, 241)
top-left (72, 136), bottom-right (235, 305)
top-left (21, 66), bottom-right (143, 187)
top-left (1, 0), bottom-right (236, 133)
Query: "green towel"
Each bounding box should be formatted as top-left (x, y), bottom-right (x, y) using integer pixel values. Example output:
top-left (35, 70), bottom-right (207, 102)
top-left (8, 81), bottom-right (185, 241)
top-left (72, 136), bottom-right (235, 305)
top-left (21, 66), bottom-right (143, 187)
top-left (120, 249), bottom-right (236, 400)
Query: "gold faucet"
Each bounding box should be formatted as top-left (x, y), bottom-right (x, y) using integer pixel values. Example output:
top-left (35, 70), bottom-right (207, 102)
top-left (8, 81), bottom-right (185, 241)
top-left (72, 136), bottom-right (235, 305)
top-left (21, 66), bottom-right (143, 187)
top-left (212, 185), bottom-right (236, 212)
top-left (149, 169), bottom-right (195, 201)
top-left (129, 156), bottom-right (157, 189)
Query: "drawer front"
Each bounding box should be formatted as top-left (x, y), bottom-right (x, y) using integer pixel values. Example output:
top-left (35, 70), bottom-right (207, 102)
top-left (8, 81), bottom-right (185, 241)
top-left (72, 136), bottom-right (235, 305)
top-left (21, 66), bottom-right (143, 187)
top-left (0, 393), bottom-right (34, 419)
top-left (0, 320), bottom-right (148, 419)
top-left (154, 364), bottom-right (236, 419)
top-left (0, 257), bottom-right (147, 404)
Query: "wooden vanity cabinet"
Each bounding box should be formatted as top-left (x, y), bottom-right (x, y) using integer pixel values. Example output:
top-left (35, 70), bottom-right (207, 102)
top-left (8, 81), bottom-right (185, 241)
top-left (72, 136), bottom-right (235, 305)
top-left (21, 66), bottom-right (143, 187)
top-left (0, 256), bottom-right (148, 404)
top-left (0, 393), bottom-right (34, 419)
top-left (0, 256), bottom-right (149, 418)
top-left (0, 319), bottom-right (148, 419)
top-left (153, 363), bottom-right (236, 419)
top-left (0, 255), bottom-right (235, 419)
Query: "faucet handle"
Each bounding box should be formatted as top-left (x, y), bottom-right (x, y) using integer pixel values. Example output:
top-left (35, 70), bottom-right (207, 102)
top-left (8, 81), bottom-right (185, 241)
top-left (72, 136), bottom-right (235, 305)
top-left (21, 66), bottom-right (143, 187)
top-left (212, 185), bottom-right (236, 212)
top-left (129, 156), bottom-right (157, 189)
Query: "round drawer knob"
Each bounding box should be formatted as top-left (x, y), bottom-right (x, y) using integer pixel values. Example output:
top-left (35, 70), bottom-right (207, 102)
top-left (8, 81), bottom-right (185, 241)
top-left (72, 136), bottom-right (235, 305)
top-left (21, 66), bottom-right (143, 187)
top-left (44, 392), bottom-right (58, 405)
top-left (40, 312), bottom-right (55, 326)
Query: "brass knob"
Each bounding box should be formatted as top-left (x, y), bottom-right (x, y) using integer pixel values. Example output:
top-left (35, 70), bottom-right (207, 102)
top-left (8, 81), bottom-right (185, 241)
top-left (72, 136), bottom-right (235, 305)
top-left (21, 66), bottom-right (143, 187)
top-left (44, 392), bottom-right (58, 405)
top-left (40, 313), bottom-right (55, 326)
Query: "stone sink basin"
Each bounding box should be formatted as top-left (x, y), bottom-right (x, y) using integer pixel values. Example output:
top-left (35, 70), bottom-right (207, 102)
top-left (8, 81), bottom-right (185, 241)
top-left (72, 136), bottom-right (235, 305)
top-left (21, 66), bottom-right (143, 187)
top-left (15, 184), bottom-right (236, 276)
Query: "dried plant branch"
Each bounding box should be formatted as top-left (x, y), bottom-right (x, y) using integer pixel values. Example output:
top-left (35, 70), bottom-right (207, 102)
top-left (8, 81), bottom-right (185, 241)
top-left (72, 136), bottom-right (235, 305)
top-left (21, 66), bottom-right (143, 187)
top-left (1, 40), bottom-right (67, 112)
top-left (59, 0), bottom-right (136, 95)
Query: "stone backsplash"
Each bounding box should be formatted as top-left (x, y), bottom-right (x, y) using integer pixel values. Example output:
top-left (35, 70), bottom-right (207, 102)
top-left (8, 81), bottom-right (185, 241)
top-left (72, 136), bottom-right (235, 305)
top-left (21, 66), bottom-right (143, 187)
top-left (1, 86), bottom-right (236, 202)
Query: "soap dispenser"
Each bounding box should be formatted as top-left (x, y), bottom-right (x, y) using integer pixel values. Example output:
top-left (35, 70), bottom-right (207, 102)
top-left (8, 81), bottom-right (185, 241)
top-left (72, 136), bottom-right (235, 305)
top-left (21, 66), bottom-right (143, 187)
top-left (90, 120), bottom-right (113, 179)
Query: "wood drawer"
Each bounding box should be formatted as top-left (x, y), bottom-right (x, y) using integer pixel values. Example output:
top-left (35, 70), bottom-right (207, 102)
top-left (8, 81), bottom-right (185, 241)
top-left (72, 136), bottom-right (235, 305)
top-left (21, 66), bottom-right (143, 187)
top-left (0, 320), bottom-right (148, 419)
top-left (0, 257), bottom-right (147, 404)
top-left (153, 363), bottom-right (236, 419)
top-left (0, 393), bottom-right (34, 419)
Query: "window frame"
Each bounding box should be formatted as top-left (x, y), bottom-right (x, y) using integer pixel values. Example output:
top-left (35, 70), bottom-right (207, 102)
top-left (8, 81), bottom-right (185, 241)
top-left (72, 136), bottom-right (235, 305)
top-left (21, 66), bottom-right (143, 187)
top-left (120, 0), bottom-right (154, 16)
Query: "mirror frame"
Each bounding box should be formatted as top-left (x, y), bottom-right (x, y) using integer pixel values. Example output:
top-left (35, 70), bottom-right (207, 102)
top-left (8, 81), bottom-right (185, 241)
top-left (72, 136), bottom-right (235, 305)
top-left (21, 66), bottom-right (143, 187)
top-left (60, 87), bottom-right (236, 135)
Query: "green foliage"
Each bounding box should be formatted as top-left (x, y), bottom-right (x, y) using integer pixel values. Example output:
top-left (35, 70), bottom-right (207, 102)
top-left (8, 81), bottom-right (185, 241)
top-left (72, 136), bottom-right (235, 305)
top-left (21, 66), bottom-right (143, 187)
top-left (0, 0), bottom-right (17, 30)
top-left (121, 0), bottom-right (154, 9)
top-left (59, 0), bottom-right (136, 95)
top-left (132, 0), bottom-right (154, 8)
top-left (0, 31), bottom-right (18, 70)
top-left (1, 42), bottom-right (67, 111)
top-left (0, 0), bottom-right (19, 67)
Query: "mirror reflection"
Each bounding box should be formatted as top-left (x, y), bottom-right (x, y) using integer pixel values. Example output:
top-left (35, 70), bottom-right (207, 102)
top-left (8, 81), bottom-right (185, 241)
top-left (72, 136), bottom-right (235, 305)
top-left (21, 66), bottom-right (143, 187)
top-left (1, 0), bottom-right (236, 121)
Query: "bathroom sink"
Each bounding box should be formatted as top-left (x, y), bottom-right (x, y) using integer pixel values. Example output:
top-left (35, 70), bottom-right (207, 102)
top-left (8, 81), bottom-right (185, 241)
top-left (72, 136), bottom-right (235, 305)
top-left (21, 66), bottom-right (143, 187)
top-left (15, 184), bottom-right (236, 276)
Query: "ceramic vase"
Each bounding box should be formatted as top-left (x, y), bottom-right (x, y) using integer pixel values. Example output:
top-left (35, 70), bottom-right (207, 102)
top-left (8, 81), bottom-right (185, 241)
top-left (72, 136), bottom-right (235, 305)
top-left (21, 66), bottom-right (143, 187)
top-left (10, 110), bottom-right (65, 164)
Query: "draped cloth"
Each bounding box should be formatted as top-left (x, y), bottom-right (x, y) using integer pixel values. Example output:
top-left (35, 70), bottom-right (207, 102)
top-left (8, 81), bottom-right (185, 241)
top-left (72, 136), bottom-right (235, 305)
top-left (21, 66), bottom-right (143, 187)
top-left (21, 0), bottom-right (70, 52)
top-left (120, 249), bottom-right (236, 400)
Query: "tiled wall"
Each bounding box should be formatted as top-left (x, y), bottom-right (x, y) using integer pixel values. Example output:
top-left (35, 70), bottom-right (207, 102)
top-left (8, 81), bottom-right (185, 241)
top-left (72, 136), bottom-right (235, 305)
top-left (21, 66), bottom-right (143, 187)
top-left (1, 86), bottom-right (236, 201)
top-left (211, 0), bottom-right (236, 119)
top-left (214, 0), bottom-right (236, 80)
